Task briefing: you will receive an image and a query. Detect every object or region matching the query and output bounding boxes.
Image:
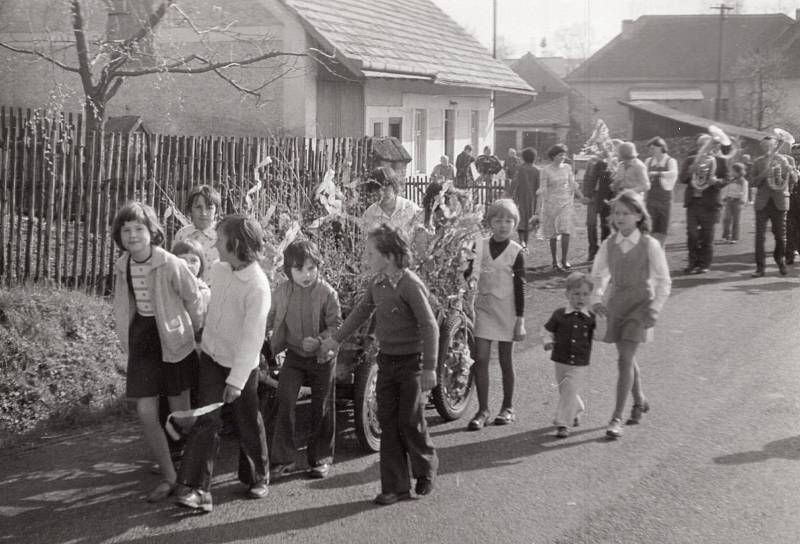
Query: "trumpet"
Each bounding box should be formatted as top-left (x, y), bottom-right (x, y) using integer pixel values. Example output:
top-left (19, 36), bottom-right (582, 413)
top-left (766, 127), bottom-right (795, 191)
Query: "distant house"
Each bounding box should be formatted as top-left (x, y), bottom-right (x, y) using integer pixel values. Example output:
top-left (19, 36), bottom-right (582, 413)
top-left (0, 0), bottom-right (533, 176)
top-left (565, 13), bottom-right (800, 138)
top-left (494, 52), bottom-right (593, 160)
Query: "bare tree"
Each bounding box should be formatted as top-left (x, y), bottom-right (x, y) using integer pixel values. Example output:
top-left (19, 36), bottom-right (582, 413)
top-left (0, 0), bottom-right (329, 132)
top-left (730, 48), bottom-right (798, 132)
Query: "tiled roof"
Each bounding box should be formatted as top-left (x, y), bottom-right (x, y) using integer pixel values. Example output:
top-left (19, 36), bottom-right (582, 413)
top-left (567, 14), bottom-right (795, 82)
top-left (495, 95), bottom-right (569, 127)
top-left (619, 100), bottom-right (770, 141)
top-left (282, 0), bottom-right (533, 94)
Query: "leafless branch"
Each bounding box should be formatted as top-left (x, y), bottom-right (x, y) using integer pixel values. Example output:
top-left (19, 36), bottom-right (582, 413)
top-left (0, 40), bottom-right (81, 72)
top-left (112, 50), bottom-right (307, 77)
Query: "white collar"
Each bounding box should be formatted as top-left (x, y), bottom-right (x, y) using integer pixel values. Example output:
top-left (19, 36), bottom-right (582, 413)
top-left (566, 304), bottom-right (592, 317)
top-left (614, 229), bottom-right (641, 246)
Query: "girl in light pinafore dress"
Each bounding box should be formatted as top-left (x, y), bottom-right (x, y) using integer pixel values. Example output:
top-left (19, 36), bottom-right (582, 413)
top-left (467, 199), bottom-right (527, 430)
top-left (590, 190), bottom-right (671, 439)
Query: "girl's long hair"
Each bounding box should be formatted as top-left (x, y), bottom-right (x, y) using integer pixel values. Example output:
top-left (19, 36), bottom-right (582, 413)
top-left (610, 190), bottom-right (652, 233)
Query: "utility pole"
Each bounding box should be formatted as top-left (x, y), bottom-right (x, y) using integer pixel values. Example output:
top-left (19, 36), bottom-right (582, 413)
top-left (712, 3), bottom-right (733, 121)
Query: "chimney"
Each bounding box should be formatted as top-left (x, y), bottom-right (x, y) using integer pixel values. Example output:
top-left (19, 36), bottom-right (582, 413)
top-left (621, 19), bottom-right (635, 38)
top-left (796, 8), bottom-right (800, 21)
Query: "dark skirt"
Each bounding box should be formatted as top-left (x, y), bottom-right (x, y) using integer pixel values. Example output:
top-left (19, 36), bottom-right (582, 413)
top-left (126, 313), bottom-right (196, 398)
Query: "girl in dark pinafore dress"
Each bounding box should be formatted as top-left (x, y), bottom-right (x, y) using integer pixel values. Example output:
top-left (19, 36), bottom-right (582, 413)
top-left (589, 190), bottom-right (672, 439)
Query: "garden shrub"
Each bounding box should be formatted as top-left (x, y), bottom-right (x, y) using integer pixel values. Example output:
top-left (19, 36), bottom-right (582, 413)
top-left (0, 286), bottom-right (127, 443)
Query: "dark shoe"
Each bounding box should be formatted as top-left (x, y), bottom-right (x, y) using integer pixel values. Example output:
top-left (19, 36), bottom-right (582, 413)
top-left (374, 491), bottom-right (411, 506)
top-left (308, 463), bottom-right (330, 479)
top-left (751, 269), bottom-right (765, 278)
top-left (573, 413), bottom-right (582, 427)
top-left (175, 488), bottom-right (213, 513)
top-left (683, 265), bottom-right (696, 275)
top-left (248, 482), bottom-right (269, 499)
top-left (467, 411), bottom-right (490, 431)
top-left (269, 462), bottom-right (297, 479)
top-left (606, 418), bottom-right (623, 439)
top-left (415, 476), bottom-right (435, 496)
top-left (695, 267), bottom-right (709, 274)
top-left (493, 407), bottom-right (516, 425)
top-left (556, 426), bottom-right (569, 439)
top-left (146, 480), bottom-right (176, 503)
top-left (626, 400), bottom-right (650, 425)
top-left (779, 262), bottom-right (788, 276)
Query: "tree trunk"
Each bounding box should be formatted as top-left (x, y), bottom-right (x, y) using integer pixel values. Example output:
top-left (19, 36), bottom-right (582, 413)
top-left (84, 99), bottom-right (106, 134)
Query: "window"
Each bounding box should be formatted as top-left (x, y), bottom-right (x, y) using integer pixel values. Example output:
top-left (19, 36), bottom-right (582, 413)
top-left (444, 109), bottom-right (455, 163)
top-left (373, 122), bottom-right (384, 137)
top-left (389, 117), bottom-right (402, 139)
top-left (470, 110), bottom-right (480, 154)
top-left (414, 109), bottom-right (427, 174)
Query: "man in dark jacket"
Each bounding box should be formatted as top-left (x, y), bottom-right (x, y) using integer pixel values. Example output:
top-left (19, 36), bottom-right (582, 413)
top-left (455, 145), bottom-right (474, 189)
top-left (584, 153), bottom-right (614, 260)
top-left (678, 134), bottom-right (730, 274)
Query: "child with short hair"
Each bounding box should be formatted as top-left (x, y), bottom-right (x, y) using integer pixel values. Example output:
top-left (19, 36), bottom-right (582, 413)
top-left (467, 198), bottom-right (526, 430)
top-left (321, 224), bottom-right (438, 506)
top-left (171, 238), bottom-right (211, 306)
top-left (111, 201), bottom-right (204, 503)
top-left (175, 215), bottom-right (271, 513)
top-left (268, 239), bottom-right (342, 480)
top-left (590, 190), bottom-right (671, 439)
top-left (175, 184), bottom-right (222, 281)
top-left (543, 272), bottom-right (596, 438)
top-left (721, 162), bottom-right (749, 243)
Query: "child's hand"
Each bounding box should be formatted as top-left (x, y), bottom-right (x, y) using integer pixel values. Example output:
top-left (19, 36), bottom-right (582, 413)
top-left (320, 337), bottom-right (339, 356)
top-left (223, 384), bottom-right (242, 404)
top-left (643, 307), bottom-right (659, 328)
top-left (592, 302), bottom-right (607, 317)
top-left (543, 342), bottom-right (554, 351)
top-left (513, 317), bottom-right (526, 342)
top-left (302, 336), bottom-right (321, 353)
top-left (420, 369), bottom-right (437, 391)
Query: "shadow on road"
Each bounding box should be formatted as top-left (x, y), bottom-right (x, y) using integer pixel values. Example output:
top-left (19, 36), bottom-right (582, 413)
top-left (121, 499), bottom-right (375, 544)
top-left (712, 435), bottom-right (800, 465)
top-left (307, 425), bottom-right (609, 492)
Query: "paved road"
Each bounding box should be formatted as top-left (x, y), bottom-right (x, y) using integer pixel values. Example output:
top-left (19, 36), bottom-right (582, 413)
top-left (2, 206), bottom-right (799, 543)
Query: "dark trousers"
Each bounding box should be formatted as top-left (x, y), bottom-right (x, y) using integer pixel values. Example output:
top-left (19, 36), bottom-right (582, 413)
top-left (376, 353), bottom-right (438, 494)
top-left (271, 350), bottom-right (336, 467)
top-left (755, 199), bottom-right (787, 270)
top-left (586, 200), bottom-right (611, 258)
top-left (686, 202), bottom-right (719, 268)
top-left (785, 196), bottom-right (800, 261)
top-left (178, 352), bottom-right (268, 492)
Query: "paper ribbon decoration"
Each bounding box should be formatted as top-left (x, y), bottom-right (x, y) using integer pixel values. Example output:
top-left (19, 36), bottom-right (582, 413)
top-left (164, 402), bottom-right (223, 441)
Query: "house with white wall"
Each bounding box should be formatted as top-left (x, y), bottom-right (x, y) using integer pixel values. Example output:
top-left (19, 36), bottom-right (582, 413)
top-left (0, 0), bottom-right (533, 176)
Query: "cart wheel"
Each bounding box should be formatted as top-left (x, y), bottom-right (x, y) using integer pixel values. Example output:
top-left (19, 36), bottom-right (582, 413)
top-left (432, 314), bottom-right (476, 421)
top-left (354, 358), bottom-right (381, 453)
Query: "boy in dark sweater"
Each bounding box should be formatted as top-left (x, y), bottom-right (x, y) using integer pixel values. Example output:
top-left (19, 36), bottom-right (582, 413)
top-left (321, 224), bottom-right (439, 506)
top-left (543, 272), bottom-right (596, 438)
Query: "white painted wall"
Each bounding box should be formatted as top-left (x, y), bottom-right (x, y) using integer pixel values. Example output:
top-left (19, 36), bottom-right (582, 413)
top-left (364, 80), bottom-right (494, 175)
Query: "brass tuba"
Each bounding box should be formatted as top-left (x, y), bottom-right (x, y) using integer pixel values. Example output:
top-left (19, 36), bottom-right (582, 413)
top-left (766, 127), bottom-right (795, 191)
top-left (690, 125), bottom-right (735, 191)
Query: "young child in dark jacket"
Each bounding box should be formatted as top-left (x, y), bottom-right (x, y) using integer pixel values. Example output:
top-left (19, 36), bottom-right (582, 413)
top-left (268, 240), bottom-right (342, 480)
top-left (543, 272), bottom-right (596, 438)
top-left (321, 224), bottom-right (439, 506)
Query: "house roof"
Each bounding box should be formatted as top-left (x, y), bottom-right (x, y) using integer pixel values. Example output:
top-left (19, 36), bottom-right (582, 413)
top-left (619, 100), bottom-right (771, 141)
top-left (567, 14), bottom-right (795, 82)
top-left (508, 53), bottom-right (573, 95)
top-left (281, 0), bottom-right (534, 94)
top-left (496, 95), bottom-right (570, 127)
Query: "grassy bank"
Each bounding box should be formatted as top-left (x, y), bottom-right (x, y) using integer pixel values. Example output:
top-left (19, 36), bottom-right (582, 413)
top-left (0, 285), bottom-right (131, 447)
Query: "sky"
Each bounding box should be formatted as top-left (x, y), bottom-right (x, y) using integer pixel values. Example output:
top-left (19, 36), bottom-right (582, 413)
top-left (431, 0), bottom-right (800, 59)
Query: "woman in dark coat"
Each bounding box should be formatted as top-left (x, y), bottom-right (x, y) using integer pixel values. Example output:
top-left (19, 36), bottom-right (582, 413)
top-left (507, 147), bottom-right (540, 249)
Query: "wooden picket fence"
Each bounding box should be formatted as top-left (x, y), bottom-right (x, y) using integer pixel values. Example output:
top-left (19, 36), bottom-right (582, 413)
top-left (0, 106), bottom-right (375, 294)
top-left (0, 106), bottom-right (507, 294)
